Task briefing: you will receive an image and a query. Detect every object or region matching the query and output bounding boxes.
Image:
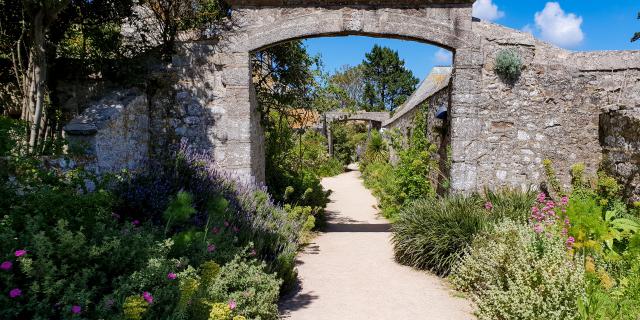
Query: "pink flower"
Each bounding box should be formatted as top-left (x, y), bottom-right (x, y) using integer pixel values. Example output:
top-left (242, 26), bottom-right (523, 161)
top-left (71, 305), bottom-right (81, 314)
top-left (232, 226), bottom-right (240, 233)
top-left (132, 220), bottom-right (140, 226)
top-left (142, 291), bottom-right (153, 304)
top-left (561, 228), bottom-right (568, 236)
top-left (533, 224), bottom-right (544, 234)
top-left (560, 196), bottom-right (569, 206)
top-left (211, 226), bottom-right (220, 234)
top-left (167, 272), bottom-right (177, 280)
top-left (9, 288), bottom-right (21, 298)
top-left (224, 221), bottom-right (230, 227)
top-left (14, 250), bottom-right (27, 257)
top-left (250, 249), bottom-right (257, 256)
top-left (484, 202), bottom-right (493, 210)
top-left (545, 200), bottom-right (555, 209)
top-left (537, 192), bottom-right (546, 203)
top-left (228, 299), bottom-right (237, 310)
top-left (566, 236), bottom-right (575, 249)
top-left (564, 217), bottom-right (571, 226)
top-left (207, 244), bottom-right (216, 253)
top-left (1, 261), bottom-right (12, 270)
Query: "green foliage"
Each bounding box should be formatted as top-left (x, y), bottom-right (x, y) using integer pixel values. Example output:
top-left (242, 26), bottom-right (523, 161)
top-left (360, 108), bottom-right (440, 219)
top-left (451, 220), bottom-right (585, 320)
top-left (326, 65), bottom-right (367, 110)
top-left (123, 295), bottom-right (149, 320)
top-left (0, 116), bottom-right (26, 156)
top-left (494, 49), bottom-right (523, 83)
top-left (392, 196), bottom-right (489, 275)
top-left (164, 191), bottom-right (197, 232)
top-left (360, 130), bottom-right (388, 169)
top-left (297, 130), bottom-right (343, 177)
top-left (206, 256), bottom-right (281, 320)
top-left (579, 256), bottom-right (640, 320)
top-left (484, 188), bottom-right (536, 224)
top-left (394, 108), bottom-right (438, 201)
top-left (361, 45), bottom-right (419, 111)
top-left (544, 158), bottom-right (564, 196)
top-left (361, 161), bottom-right (402, 219)
top-left (252, 41), bottom-right (319, 121)
top-left (330, 122), bottom-right (367, 165)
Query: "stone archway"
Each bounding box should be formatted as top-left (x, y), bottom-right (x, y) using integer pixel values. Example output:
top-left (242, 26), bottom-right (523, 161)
top-left (206, 0), bottom-right (482, 190)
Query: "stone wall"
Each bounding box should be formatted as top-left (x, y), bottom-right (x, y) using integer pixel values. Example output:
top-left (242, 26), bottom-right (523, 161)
top-left (62, 3), bottom-right (640, 194)
top-left (600, 107), bottom-right (640, 200)
top-left (468, 21), bottom-right (640, 191)
top-left (64, 89), bottom-right (150, 174)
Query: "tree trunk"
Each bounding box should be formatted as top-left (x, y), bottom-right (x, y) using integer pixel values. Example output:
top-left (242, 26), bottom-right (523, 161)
top-left (28, 10), bottom-right (46, 153)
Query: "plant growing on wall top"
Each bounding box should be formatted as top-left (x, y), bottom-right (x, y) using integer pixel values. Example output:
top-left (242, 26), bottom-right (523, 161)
top-left (494, 49), bottom-right (522, 83)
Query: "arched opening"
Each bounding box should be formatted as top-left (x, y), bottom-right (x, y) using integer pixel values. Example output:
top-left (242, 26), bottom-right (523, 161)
top-left (247, 33), bottom-right (454, 210)
top-left (213, 5), bottom-right (482, 193)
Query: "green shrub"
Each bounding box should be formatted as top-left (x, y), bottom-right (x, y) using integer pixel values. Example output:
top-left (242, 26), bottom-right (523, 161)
top-left (451, 220), bottom-right (585, 320)
top-left (394, 107), bottom-right (437, 200)
top-left (362, 161), bottom-right (402, 219)
top-left (580, 255), bottom-right (640, 320)
top-left (494, 49), bottom-right (522, 83)
top-left (0, 142), bottom-right (307, 318)
top-left (206, 256), bottom-right (281, 320)
top-left (392, 196), bottom-right (489, 275)
top-left (360, 130), bottom-right (388, 169)
top-left (484, 188), bottom-right (536, 224)
top-left (330, 122), bottom-right (367, 165)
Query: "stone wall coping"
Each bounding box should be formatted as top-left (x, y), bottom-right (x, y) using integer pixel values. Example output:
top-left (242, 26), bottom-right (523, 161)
top-left (323, 111), bottom-right (391, 123)
top-left (63, 89), bottom-right (144, 136)
top-left (226, 0), bottom-right (474, 7)
top-left (383, 66), bottom-right (452, 127)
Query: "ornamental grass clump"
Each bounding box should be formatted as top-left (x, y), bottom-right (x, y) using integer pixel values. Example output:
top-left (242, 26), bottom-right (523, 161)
top-left (450, 220), bottom-right (585, 320)
top-left (494, 49), bottom-right (523, 83)
top-left (392, 195), bottom-right (489, 276)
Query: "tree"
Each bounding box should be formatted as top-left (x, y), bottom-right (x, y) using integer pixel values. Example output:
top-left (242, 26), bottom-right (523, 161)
top-left (251, 40), bottom-right (319, 128)
top-left (361, 45), bottom-right (418, 112)
top-left (23, 0), bottom-right (70, 152)
top-left (144, 0), bottom-right (228, 59)
top-left (328, 64), bottom-right (366, 110)
top-left (633, 12), bottom-right (640, 42)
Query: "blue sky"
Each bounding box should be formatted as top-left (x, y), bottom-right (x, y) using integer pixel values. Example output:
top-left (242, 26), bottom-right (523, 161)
top-left (304, 1), bottom-right (640, 81)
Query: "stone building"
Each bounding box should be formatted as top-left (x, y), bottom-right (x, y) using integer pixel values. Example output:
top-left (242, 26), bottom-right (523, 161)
top-left (63, 0), bottom-right (640, 196)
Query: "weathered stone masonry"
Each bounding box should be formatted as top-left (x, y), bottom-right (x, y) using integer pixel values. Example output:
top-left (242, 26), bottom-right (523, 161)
top-left (64, 0), bottom-right (640, 195)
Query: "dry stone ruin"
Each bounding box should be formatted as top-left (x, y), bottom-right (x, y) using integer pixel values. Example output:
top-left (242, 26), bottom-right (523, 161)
top-left (64, 0), bottom-right (640, 197)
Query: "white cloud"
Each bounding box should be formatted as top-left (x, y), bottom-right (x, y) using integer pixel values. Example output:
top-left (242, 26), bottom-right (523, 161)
top-left (521, 24), bottom-right (534, 35)
top-left (472, 0), bottom-right (505, 21)
top-left (534, 2), bottom-right (584, 48)
top-left (434, 48), bottom-right (452, 64)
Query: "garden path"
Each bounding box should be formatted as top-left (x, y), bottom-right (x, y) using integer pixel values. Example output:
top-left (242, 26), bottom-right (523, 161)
top-left (278, 169), bottom-right (475, 319)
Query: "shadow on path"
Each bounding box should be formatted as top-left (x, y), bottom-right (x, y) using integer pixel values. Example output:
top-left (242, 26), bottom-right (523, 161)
top-left (278, 279), bottom-right (319, 316)
top-left (325, 223), bottom-right (391, 232)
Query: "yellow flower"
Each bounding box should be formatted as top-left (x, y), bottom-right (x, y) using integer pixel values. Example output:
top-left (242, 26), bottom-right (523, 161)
top-left (585, 256), bottom-right (596, 274)
top-left (123, 295), bottom-right (148, 320)
top-left (598, 268), bottom-right (615, 290)
top-left (208, 302), bottom-right (231, 320)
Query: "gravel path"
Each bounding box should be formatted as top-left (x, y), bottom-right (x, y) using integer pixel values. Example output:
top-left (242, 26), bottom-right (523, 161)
top-left (278, 169), bottom-right (475, 320)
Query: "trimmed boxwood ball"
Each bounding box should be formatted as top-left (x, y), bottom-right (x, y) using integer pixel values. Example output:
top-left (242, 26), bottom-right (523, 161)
top-left (494, 49), bottom-right (523, 83)
top-left (391, 195), bottom-right (489, 276)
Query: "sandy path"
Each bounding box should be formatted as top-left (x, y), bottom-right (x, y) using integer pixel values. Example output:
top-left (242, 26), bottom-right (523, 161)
top-left (279, 170), bottom-right (475, 320)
